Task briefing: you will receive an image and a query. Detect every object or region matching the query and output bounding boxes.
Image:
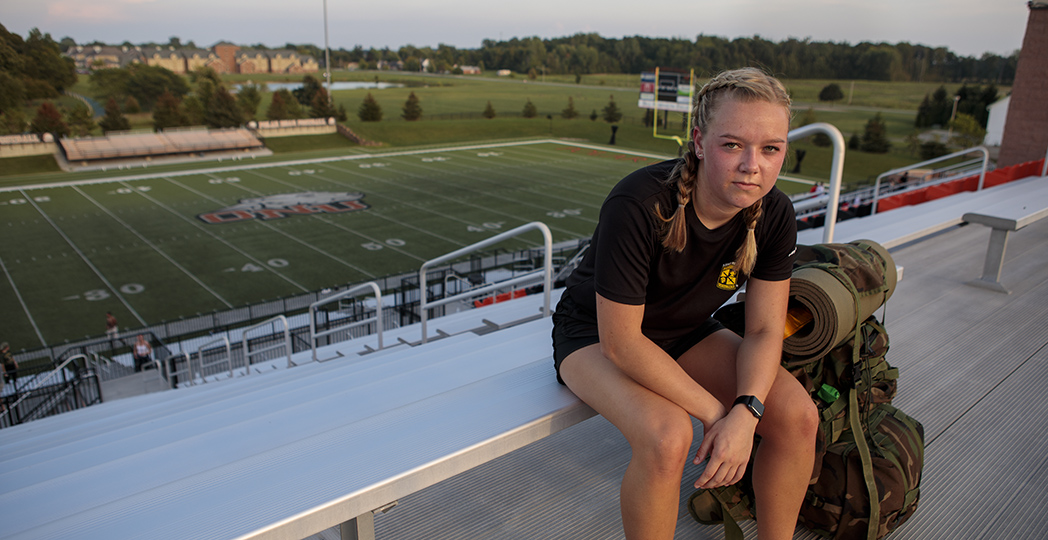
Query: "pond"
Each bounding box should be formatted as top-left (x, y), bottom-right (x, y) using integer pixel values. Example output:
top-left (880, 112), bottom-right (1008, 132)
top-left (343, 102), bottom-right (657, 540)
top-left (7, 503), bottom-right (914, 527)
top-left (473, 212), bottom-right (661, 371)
top-left (237, 81), bottom-right (404, 92)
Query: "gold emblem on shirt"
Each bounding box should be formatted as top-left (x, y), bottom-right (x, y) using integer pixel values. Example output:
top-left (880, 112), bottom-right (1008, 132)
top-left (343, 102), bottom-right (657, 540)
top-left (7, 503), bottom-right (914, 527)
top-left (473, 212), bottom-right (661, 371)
top-left (717, 262), bottom-right (739, 291)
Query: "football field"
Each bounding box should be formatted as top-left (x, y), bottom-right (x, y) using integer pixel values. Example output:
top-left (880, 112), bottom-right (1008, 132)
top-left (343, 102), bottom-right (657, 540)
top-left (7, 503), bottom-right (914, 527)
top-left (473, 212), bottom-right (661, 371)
top-left (0, 141), bottom-right (676, 351)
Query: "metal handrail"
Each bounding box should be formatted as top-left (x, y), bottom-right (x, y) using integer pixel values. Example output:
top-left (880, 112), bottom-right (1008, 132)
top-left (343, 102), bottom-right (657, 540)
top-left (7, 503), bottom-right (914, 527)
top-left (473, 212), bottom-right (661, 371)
top-left (419, 222), bottom-right (553, 344)
top-left (166, 352), bottom-right (193, 388)
top-left (444, 274), bottom-right (474, 297)
top-left (242, 315), bottom-right (292, 375)
top-left (786, 123), bottom-right (846, 243)
top-left (309, 282), bottom-right (383, 361)
top-left (0, 354), bottom-right (88, 424)
top-left (871, 146), bottom-right (989, 214)
top-left (196, 336), bottom-right (232, 382)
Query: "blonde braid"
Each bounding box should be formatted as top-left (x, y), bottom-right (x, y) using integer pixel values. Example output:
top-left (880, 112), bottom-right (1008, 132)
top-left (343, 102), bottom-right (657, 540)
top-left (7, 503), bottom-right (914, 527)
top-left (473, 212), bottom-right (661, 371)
top-left (734, 199), bottom-right (763, 276)
top-left (655, 142), bottom-right (700, 252)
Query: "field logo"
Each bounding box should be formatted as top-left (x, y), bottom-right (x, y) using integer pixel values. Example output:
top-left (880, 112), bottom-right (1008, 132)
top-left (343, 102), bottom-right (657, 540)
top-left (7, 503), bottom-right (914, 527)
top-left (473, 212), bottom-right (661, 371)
top-left (716, 262), bottom-right (739, 291)
top-left (198, 191), bottom-right (369, 223)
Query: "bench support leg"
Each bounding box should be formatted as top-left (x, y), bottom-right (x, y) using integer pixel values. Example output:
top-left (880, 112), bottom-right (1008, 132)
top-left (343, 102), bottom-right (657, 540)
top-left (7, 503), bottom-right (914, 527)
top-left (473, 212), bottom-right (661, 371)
top-left (339, 512), bottom-right (375, 540)
top-left (967, 227), bottom-right (1012, 294)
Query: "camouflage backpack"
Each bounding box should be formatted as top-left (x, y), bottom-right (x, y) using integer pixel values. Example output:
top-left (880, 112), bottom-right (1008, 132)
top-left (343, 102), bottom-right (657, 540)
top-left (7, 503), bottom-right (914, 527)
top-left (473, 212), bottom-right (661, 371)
top-left (689, 241), bottom-right (924, 540)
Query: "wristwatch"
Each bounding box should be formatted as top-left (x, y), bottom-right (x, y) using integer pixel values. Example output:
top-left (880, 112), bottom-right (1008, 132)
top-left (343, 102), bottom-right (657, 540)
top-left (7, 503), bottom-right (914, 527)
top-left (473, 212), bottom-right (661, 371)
top-left (733, 395), bottom-right (764, 421)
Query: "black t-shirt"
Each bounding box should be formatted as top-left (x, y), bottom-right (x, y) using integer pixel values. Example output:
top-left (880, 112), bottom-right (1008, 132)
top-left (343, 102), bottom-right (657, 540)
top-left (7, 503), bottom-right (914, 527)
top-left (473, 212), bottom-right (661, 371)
top-left (565, 159), bottom-right (797, 342)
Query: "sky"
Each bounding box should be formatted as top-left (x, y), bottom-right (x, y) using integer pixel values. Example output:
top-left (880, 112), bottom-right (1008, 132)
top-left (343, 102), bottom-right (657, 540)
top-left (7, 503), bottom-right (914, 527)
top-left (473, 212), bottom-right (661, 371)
top-left (0, 0), bottom-right (1031, 58)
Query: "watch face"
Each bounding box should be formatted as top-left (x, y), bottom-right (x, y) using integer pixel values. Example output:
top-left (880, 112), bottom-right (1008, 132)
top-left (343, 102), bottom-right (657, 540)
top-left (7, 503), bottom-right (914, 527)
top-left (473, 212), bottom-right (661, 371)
top-left (736, 395), bottom-right (764, 419)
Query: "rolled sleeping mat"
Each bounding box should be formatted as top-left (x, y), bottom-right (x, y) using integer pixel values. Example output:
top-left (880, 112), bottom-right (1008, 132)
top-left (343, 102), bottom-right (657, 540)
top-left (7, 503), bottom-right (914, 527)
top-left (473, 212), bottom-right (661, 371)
top-left (782, 240), bottom-right (896, 361)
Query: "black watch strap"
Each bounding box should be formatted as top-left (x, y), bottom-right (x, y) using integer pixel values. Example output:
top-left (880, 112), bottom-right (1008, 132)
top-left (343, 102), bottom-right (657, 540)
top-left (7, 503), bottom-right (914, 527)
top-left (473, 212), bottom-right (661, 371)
top-left (733, 395), bottom-right (764, 420)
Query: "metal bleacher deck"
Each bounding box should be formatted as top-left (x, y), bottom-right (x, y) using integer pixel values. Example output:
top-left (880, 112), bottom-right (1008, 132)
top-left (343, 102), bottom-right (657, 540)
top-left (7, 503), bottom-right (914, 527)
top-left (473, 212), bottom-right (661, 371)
top-left (2, 169), bottom-right (1048, 540)
top-left (357, 177), bottom-right (1048, 540)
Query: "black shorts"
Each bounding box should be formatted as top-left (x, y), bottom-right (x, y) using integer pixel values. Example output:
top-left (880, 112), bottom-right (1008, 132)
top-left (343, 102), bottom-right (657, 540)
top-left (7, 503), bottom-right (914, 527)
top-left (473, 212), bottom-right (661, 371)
top-left (551, 292), bottom-right (725, 384)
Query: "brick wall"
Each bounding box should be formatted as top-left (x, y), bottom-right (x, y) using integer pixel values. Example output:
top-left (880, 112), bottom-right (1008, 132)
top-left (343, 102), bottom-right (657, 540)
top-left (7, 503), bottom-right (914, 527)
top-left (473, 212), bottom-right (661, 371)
top-left (999, 3), bottom-right (1048, 167)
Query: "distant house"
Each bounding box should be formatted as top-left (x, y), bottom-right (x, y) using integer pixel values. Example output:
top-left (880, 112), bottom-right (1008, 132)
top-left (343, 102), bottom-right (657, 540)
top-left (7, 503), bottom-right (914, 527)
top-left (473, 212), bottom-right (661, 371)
top-left (984, 95), bottom-right (1010, 147)
top-left (497, 69), bottom-right (512, 77)
top-left (143, 46), bottom-right (186, 73)
top-left (63, 42), bottom-right (318, 75)
top-left (458, 65), bottom-right (482, 75)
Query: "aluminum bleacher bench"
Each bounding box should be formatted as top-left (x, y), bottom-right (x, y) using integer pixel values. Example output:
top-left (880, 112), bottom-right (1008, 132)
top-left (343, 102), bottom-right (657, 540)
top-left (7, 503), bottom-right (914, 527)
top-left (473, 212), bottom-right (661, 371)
top-left (962, 179), bottom-right (1048, 294)
top-left (798, 175), bottom-right (1048, 249)
top-left (0, 312), bottom-right (594, 540)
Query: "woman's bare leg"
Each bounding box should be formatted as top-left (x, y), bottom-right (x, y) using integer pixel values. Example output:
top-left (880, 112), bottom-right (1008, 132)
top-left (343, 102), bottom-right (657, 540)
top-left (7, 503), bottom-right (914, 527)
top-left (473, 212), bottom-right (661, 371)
top-left (677, 330), bottom-right (818, 540)
top-left (560, 344), bottom-right (694, 540)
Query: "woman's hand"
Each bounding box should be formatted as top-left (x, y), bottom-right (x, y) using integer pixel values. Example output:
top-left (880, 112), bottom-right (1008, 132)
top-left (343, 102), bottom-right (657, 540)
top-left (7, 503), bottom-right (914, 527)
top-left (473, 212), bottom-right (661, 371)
top-left (693, 406), bottom-right (759, 489)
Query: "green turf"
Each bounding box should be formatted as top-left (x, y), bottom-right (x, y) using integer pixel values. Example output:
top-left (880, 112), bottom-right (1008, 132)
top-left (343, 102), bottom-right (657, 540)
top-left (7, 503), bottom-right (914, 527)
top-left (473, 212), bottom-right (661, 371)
top-left (4, 141), bottom-right (730, 351)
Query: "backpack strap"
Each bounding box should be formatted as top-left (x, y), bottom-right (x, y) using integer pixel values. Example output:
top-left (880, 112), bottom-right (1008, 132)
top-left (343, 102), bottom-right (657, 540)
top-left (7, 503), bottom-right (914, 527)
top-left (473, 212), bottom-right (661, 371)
top-left (817, 261), bottom-right (883, 540)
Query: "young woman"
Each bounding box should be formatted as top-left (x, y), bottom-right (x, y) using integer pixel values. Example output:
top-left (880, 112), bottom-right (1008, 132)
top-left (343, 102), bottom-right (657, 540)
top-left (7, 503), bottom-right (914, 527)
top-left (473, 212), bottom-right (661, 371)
top-left (552, 67), bottom-right (818, 540)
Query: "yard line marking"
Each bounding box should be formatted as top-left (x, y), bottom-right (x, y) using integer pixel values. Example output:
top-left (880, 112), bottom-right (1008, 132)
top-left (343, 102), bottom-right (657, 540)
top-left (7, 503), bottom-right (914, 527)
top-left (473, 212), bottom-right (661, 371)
top-left (241, 169), bottom-right (465, 253)
top-left (381, 159), bottom-right (593, 237)
top-left (19, 190), bottom-right (148, 326)
top-left (0, 254), bottom-right (47, 347)
top-left (321, 160), bottom-right (585, 242)
top-left (117, 180), bottom-right (310, 293)
top-left (171, 176), bottom-right (383, 273)
top-left (72, 186), bottom-right (234, 308)
top-left (428, 151), bottom-right (606, 214)
top-left (0, 140), bottom-right (671, 193)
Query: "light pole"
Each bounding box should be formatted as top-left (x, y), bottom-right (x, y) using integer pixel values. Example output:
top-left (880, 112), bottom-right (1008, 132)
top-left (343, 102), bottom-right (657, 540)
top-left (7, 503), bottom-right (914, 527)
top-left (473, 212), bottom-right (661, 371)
top-left (947, 94), bottom-right (960, 140)
top-left (323, 0), bottom-right (332, 106)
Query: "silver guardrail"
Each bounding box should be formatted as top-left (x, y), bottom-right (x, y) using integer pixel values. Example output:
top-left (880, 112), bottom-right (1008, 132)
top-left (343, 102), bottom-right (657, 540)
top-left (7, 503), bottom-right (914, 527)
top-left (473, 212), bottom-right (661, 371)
top-left (242, 315), bottom-right (292, 375)
top-left (166, 351), bottom-right (193, 387)
top-left (309, 282), bottom-right (383, 361)
top-left (871, 146), bottom-right (990, 214)
top-left (196, 336), bottom-right (232, 382)
top-left (786, 123), bottom-right (846, 243)
top-left (1, 354), bottom-right (89, 424)
top-left (419, 222), bottom-right (553, 344)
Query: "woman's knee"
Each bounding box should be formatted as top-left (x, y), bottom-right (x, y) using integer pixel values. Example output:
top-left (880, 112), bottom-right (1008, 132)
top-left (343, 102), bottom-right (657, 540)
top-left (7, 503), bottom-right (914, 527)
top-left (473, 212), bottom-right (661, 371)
top-left (762, 380), bottom-right (819, 446)
top-left (628, 408), bottom-right (694, 475)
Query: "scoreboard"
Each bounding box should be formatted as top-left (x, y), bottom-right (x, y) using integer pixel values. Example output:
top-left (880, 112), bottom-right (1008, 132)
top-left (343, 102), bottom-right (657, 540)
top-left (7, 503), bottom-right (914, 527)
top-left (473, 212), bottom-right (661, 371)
top-left (638, 69), bottom-right (692, 113)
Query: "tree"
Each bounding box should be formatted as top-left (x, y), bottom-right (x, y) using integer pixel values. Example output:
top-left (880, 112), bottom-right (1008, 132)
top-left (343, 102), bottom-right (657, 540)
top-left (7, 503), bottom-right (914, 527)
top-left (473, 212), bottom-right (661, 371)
top-left (182, 96), bottom-right (205, 125)
top-left (22, 28), bottom-right (77, 94)
top-left (153, 90), bottom-right (186, 131)
top-left (0, 71), bottom-right (26, 113)
top-left (65, 101), bottom-right (95, 137)
top-left (561, 96), bottom-right (578, 119)
top-left (237, 83), bottom-right (265, 120)
top-left (799, 107), bottom-right (831, 147)
top-left (98, 97), bottom-right (130, 133)
top-left (89, 68), bottom-right (132, 103)
top-left (30, 101), bottom-right (69, 137)
top-left (0, 108), bottom-right (29, 135)
top-left (265, 90), bottom-right (290, 120)
top-left (818, 83), bottom-right (844, 104)
top-left (589, 109), bottom-right (598, 121)
top-left (293, 75), bottom-right (323, 107)
top-left (402, 92), bottom-right (422, 121)
top-left (336, 103), bottom-right (348, 122)
top-left (278, 89), bottom-right (304, 119)
top-left (522, 98), bottom-right (537, 118)
top-left (602, 96), bottom-right (622, 123)
top-left (204, 86), bottom-right (244, 128)
top-left (482, 101), bottom-right (496, 119)
top-left (860, 112), bottom-right (891, 153)
top-left (949, 113), bottom-right (985, 148)
top-left (124, 96), bottom-right (141, 114)
top-left (358, 93), bottom-right (383, 121)
top-left (125, 64), bottom-right (189, 110)
top-left (310, 88), bottom-right (336, 119)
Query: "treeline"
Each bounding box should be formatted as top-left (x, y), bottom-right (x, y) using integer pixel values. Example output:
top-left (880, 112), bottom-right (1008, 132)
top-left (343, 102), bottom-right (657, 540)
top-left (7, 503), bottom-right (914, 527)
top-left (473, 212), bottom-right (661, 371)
top-left (297, 33), bottom-right (1016, 84)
